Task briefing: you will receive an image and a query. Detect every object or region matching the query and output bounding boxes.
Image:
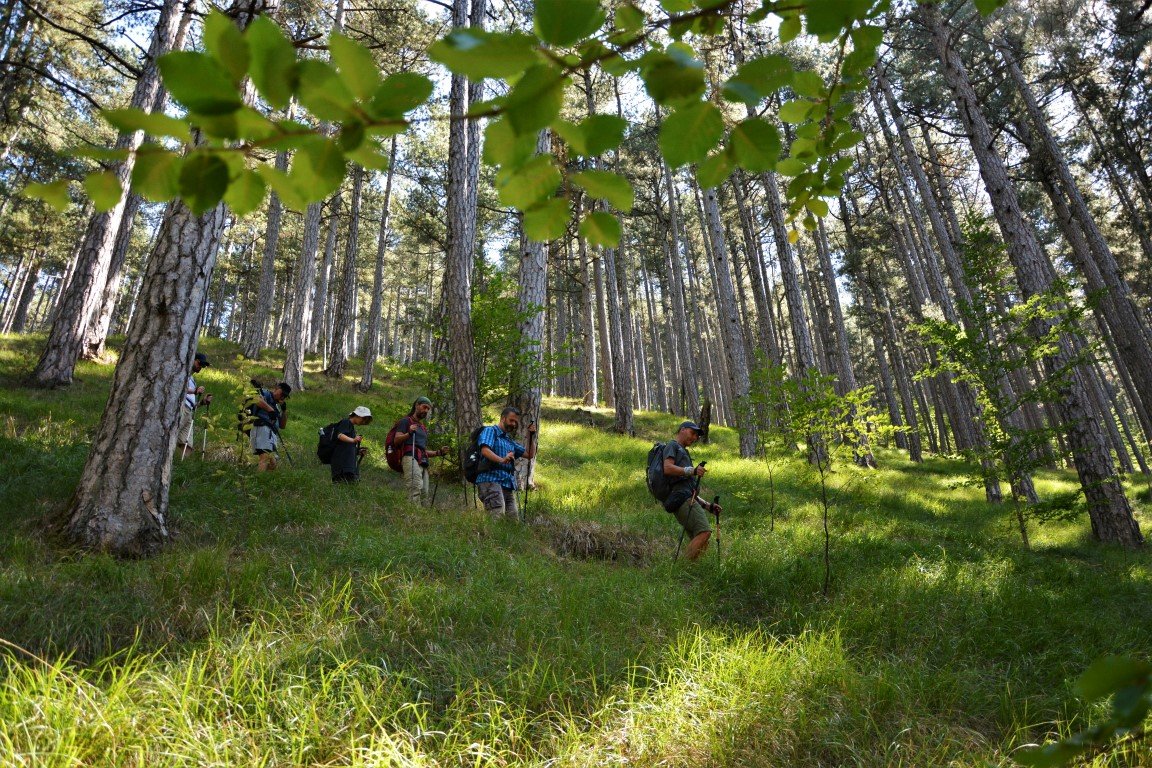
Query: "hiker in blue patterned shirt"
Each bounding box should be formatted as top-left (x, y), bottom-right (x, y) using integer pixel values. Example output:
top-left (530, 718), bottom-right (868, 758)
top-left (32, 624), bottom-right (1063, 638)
top-left (476, 406), bottom-right (537, 521)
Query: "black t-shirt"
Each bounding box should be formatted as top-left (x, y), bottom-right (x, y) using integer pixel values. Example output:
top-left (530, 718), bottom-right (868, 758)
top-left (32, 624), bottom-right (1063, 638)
top-left (661, 441), bottom-right (693, 491)
top-left (330, 418), bottom-right (359, 476)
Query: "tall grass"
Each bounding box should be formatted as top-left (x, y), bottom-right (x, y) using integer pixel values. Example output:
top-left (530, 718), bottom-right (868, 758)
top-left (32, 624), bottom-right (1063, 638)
top-left (0, 335), bottom-right (1149, 766)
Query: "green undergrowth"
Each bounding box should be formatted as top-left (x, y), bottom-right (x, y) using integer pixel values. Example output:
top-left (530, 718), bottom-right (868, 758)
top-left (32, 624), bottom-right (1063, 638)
top-left (1, 334), bottom-right (1150, 766)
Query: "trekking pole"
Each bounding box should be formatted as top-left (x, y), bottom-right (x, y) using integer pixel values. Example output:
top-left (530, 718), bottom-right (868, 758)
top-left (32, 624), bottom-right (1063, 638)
top-left (181, 403), bottom-right (195, 461)
top-left (712, 494), bottom-right (721, 562)
top-left (673, 529), bottom-right (685, 561)
top-left (521, 426), bottom-right (536, 522)
top-left (200, 400), bottom-right (211, 458)
top-left (272, 424), bottom-right (294, 466)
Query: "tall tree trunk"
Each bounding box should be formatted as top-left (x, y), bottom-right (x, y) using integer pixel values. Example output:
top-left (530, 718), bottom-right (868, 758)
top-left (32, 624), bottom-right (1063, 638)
top-left (31, 0), bottom-right (183, 387)
top-left (5, 256), bottom-right (39, 334)
top-left (924, 2), bottom-right (1141, 546)
top-left (359, 137), bottom-right (398, 392)
top-left (325, 166), bottom-right (364, 377)
top-left (58, 1), bottom-right (273, 556)
top-left (701, 183), bottom-right (756, 457)
top-left (1001, 43), bottom-right (1152, 445)
top-left (443, 0), bottom-right (483, 445)
top-left (243, 147), bottom-right (290, 359)
top-left (662, 160), bottom-right (700, 416)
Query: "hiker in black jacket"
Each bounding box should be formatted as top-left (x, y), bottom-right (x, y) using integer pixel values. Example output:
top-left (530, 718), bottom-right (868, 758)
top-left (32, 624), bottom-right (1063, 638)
top-left (331, 406), bottom-right (372, 483)
top-left (663, 421), bottom-right (722, 560)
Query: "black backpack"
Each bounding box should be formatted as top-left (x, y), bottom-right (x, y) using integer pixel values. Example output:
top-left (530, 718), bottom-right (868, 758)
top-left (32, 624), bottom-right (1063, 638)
top-left (316, 422), bottom-right (340, 464)
top-left (463, 426), bottom-right (488, 483)
top-left (646, 442), bottom-right (672, 501)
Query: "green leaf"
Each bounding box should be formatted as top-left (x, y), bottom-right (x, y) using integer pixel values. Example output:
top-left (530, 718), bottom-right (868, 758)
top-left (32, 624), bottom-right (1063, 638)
top-left (730, 118), bottom-right (780, 172)
top-left (203, 9), bottom-right (248, 81)
top-left (641, 49), bottom-right (706, 107)
top-left (778, 99), bottom-right (813, 123)
top-left (291, 137), bottom-right (346, 201)
top-left (572, 170), bottom-right (634, 211)
top-left (224, 168), bottom-right (267, 216)
top-left (496, 154), bottom-right (561, 209)
top-left (806, 197), bottom-right (829, 217)
top-left (256, 165), bottom-right (308, 211)
top-left (368, 72), bottom-right (433, 119)
top-left (695, 151), bottom-right (733, 189)
top-left (552, 120), bottom-right (587, 155)
top-left (22, 179), bottom-right (70, 212)
top-left (329, 32), bottom-right (381, 101)
top-left (1013, 743), bottom-right (1088, 768)
top-left (483, 118), bottom-right (538, 168)
top-left (262, 120), bottom-right (317, 151)
top-left (806, 0), bottom-right (871, 40)
top-left (233, 107), bottom-right (279, 142)
top-left (158, 52), bottom-right (244, 115)
top-left (581, 114), bottom-right (628, 156)
top-left (429, 29), bottom-right (539, 80)
top-left (69, 146), bottom-right (131, 162)
top-left (246, 15), bottom-right (298, 110)
top-left (522, 197), bottom-right (570, 241)
top-left (101, 108), bottom-right (192, 142)
top-left (296, 59), bottom-right (358, 122)
top-left (776, 157), bottom-right (808, 176)
top-left (83, 171), bottom-right (123, 212)
top-left (779, 13), bottom-right (802, 44)
top-left (504, 64), bottom-right (567, 134)
top-left (658, 101), bottom-right (724, 168)
top-left (339, 121), bottom-right (366, 151)
top-left (973, 0), bottom-right (1006, 16)
top-left (534, 0), bottom-right (605, 47)
top-left (131, 149), bottom-right (183, 202)
top-left (192, 112), bottom-right (239, 140)
top-left (347, 140), bottom-right (392, 171)
top-left (178, 153), bottom-right (229, 214)
top-left (722, 54), bottom-right (793, 105)
top-left (792, 70), bottom-right (824, 98)
top-left (830, 128), bottom-right (864, 151)
top-left (1075, 657), bottom-right (1152, 701)
top-left (579, 211), bottom-right (621, 247)
top-left (851, 23), bottom-right (884, 53)
top-left (615, 3), bottom-right (645, 32)
top-left (659, 0), bottom-right (694, 11)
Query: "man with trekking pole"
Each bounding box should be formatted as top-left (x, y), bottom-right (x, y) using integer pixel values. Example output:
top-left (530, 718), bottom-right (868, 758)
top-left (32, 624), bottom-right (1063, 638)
top-left (476, 406), bottom-right (537, 522)
top-left (661, 421), bottom-right (722, 561)
top-left (178, 352), bottom-right (213, 460)
top-left (391, 396), bottom-right (445, 505)
top-left (248, 381), bottom-right (291, 471)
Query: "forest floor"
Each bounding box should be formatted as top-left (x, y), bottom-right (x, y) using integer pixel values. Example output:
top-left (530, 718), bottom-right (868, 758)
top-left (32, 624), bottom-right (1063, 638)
top-left (1, 333), bottom-right (1151, 767)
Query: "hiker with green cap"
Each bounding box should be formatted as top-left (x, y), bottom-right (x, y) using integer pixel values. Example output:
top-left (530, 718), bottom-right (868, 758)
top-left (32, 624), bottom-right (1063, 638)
top-left (391, 396), bottom-right (444, 503)
top-left (662, 421), bottom-right (721, 561)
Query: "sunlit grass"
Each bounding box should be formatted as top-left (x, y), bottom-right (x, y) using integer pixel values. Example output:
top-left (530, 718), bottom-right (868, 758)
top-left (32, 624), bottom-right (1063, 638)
top-left (0, 336), bottom-right (1150, 766)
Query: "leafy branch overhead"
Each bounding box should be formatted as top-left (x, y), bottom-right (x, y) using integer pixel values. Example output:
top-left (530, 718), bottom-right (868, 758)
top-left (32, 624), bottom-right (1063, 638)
top-left (24, 0), bottom-right (1008, 247)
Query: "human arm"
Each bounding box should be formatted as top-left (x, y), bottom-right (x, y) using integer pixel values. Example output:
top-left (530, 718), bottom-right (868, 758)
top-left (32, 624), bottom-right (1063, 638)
top-left (663, 457), bottom-right (700, 478)
top-left (392, 418), bottom-right (414, 447)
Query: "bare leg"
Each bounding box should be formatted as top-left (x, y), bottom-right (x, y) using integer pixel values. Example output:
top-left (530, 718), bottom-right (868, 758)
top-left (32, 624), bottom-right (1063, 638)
top-left (686, 531), bottom-right (711, 560)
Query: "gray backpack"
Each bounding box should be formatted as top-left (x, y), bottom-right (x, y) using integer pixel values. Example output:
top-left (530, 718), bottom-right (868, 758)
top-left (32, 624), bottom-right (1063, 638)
top-left (646, 442), bottom-right (671, 501)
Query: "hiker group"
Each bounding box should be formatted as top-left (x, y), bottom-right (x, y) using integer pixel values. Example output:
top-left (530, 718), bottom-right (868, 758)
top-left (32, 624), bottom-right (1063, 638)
top-left (181, 352), bottom-right (715, 558)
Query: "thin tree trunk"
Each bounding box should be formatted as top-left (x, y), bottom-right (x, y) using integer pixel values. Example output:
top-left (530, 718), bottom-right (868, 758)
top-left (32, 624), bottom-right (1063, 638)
top-left (359, 137), bottom-right (398, 392)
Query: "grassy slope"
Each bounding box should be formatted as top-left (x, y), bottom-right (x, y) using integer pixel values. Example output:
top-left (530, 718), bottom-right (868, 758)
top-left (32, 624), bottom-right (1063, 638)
top-left (0, 333), bottom-right (1150, 767)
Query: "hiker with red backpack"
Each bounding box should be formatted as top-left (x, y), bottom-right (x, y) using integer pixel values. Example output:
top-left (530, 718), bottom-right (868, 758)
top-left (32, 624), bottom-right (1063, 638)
top-left (387, 396), bottom-right (445, 504)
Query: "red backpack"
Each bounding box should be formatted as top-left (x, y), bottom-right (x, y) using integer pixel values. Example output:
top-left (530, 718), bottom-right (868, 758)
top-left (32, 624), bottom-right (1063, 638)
top-left (385, 418), bottom-right (421, 473)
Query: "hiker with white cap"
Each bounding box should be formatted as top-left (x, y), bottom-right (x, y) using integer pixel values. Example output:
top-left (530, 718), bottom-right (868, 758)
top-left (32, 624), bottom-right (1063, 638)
top-left (331, 406), bottom-right (372, 483)
top-left (177, 352), bottom-right (213, 458)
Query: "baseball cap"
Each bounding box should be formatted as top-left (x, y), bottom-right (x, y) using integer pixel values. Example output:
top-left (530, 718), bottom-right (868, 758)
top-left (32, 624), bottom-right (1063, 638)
top-left (351, 406), bottom-right (373, 420)
top-left (277, 382), bottom-right (292, 398)
top-left (414, 396), bottom-right (432, 407)
top-left (678, 420), bottom-right (702, 434)
top-left (194, 352), bottom-right (210, 366)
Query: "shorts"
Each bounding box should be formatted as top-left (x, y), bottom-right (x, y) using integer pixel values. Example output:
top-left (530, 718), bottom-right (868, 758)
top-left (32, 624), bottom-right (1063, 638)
top-left (478, 481), bottom-right (519, 521)
top-left (250, 424), bottom-right (279, 454)
top-left (671, 497), bottom-right (712, 538)
top-left (177, 406), bottom-right (194, 446)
